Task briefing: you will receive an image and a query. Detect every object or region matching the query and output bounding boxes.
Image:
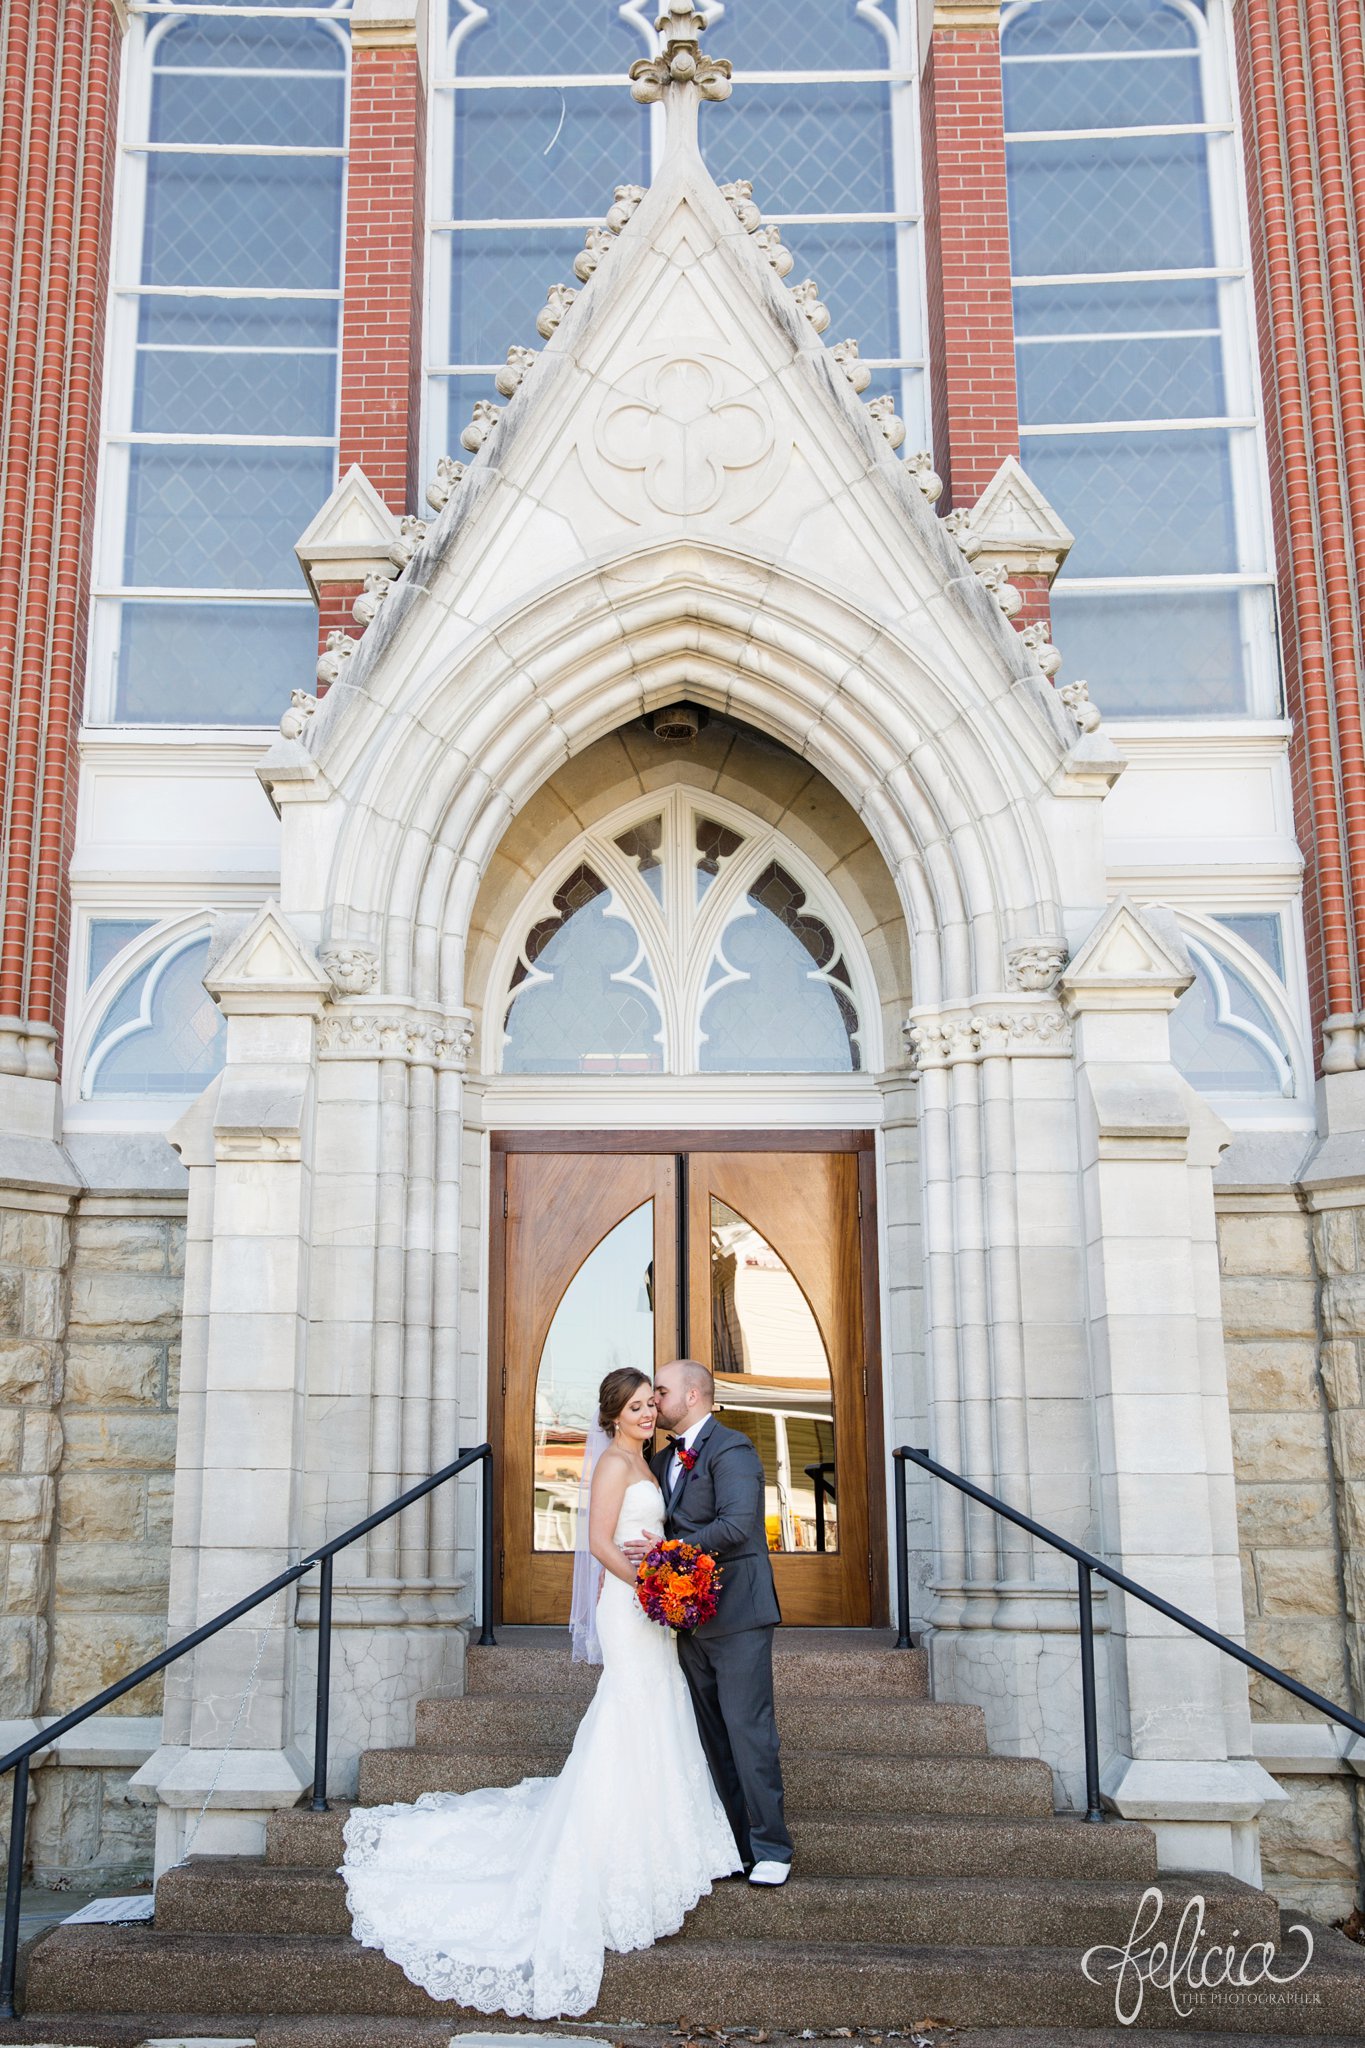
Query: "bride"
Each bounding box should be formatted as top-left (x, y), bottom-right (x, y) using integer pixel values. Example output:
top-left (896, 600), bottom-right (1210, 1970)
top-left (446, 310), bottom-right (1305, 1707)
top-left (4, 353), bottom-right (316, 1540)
top-left (341, 1366), bottom-right (742, 2018)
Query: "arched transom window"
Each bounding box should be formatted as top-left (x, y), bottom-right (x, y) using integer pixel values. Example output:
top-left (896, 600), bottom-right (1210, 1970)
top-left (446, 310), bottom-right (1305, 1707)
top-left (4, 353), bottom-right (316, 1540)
top-left (491, 795), bottom-right (872, 1076)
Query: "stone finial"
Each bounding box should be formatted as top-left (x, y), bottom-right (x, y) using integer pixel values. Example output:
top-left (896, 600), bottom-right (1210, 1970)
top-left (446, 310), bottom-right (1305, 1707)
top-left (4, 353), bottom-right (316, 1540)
top-left (536, 283), bottom-right (577, 340)
top-left (976, 561), bottom-right (1022, 618)
top-left (574, 228), bottom-right (614, 282)
top-left (460, 399), bottom-right (501, 454)
top-left (755, 224), bottom-right (794, 277)
top-left (316, 629), bottom-right (358, 688)
top-left (1059, 678), bottom-right (1102, 733)
top-left (791, 278), bottom-right (831, 333)
top-left (629, 4), bottom-right (733, 113)
top-left (943, 506), bottom-right (981, 556)
top-left (908, 450), bottom-right (944, 503)
top-left (832, 338), bottom-right (872, 393)
top-left (425, 455), bottom-right (466, 512)
top-left (1021, 620), bottom-right (1062, 679)
top-left (605, 184), bottom-right (646, 234)
top-left (279, 689), bottom-right (317, 741)
top-left (721, 179), bottom-right (762, 232)
top-left (495, 346), bottom-right (537, 398)
top-left (391, 514), bottom-right (428, 568)
top-left (868, 393), bottom-right (906, 451)
top-left (352, 571), bottom-right (392, 627)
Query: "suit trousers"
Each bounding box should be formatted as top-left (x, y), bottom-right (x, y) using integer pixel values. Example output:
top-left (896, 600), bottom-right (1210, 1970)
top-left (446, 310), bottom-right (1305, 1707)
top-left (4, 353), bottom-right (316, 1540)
top-left (677, 1623), bottom-right (792, 1867)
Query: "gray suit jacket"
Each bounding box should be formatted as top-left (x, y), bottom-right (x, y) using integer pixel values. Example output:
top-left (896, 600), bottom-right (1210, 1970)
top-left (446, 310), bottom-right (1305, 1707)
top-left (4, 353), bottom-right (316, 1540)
top-left (651, 1417), bottom-right (781, 1638)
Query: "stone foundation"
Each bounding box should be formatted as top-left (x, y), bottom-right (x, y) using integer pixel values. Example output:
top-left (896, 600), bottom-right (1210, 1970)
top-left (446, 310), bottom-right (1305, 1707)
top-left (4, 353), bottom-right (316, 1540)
top-left (0, 1188), bottom-right (182, 1886)
top-left (1218, 1189), bottom-right (1365, 1922)
top-left (3, 1168), bottom-right (1365, 1907)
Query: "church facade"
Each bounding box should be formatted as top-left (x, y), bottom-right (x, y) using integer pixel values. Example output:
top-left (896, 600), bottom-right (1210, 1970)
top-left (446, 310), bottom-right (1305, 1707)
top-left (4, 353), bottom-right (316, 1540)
top-left (2, 0), bottom-right (1365, 1925)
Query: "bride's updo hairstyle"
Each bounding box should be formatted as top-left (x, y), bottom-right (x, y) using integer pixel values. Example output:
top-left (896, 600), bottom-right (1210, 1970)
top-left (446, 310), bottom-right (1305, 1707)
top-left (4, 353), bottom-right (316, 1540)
top-left (598, 1367), bottom-right (650, 1436)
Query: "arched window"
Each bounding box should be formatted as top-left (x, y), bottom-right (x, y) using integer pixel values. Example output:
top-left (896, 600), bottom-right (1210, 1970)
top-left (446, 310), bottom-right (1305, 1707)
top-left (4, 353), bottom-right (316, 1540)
top-left (81, 925), bottom-right (227, 1098)
top-left (90, 1), bottom-right (350, 724)
top-left (493, 793), bottom-right (873, 1076)
top-left (429, 0), bottom-right (924, 469)
top-left (1002, 1), bottom-right (1275, 717)
top-left (1161, 909), bottom-right (1303, 1106)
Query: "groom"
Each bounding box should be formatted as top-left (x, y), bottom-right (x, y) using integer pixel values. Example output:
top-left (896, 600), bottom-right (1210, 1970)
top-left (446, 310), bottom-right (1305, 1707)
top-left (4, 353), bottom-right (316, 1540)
top-left (630, 1358), bottom-right (793, 1887)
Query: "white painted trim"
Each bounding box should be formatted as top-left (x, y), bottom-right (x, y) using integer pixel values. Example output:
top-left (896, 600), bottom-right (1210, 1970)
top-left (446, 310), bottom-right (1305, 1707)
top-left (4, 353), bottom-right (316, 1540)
top-left (473, 1075), bottom-right (888, 1130)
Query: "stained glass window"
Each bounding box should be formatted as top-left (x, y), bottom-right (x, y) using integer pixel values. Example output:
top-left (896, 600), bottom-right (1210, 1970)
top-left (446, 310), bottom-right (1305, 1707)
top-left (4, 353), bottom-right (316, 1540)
top-left (92, 3), bottom-right (349, 723)
top-left (1168, 932), bottom-right (1294, 1098)
top-left (503, 865), bottom-right (664, 1074)
top-left (496, 796), bottom-right (868, 1076)
top-left (699, 863), bottom-right (861, 1074)
top-left (84, 931), bottom-right (227, 1097)
top-left (1003, 0), bottom-right (1277, 717)
top-left (429, 0), bottom-right (924, 467)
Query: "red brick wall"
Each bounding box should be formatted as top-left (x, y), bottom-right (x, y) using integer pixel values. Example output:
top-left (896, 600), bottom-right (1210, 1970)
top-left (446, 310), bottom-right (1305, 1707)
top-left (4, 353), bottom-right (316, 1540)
top-left (0, 0), bottom-right (123, 1056)
top-left (920, 15), bottom-right (1020, 515)
top-left (1236, 0), bottom-right (1365, 1058)
top-left (337, 43), bottom-right (427, 515)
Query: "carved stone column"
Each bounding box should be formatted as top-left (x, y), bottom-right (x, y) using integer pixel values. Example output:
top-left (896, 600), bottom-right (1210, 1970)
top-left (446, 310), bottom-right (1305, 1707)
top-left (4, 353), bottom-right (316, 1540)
top-left (1061, 899), bottom-right (1285, 1880)
top-left (133, 905), bottom-right (330, 1869)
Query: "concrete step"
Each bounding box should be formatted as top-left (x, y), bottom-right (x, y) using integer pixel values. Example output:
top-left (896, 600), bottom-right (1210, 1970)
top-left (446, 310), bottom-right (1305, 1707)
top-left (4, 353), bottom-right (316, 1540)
top-left (267, 1800), bottom-right (1161, 1880)
top-left (4, 2025), bottom-right (1364, 2048)
top-left (414, 1690), bottom-right (988, 1755)
top-left (156, 1855), bottom-right (1281, 1950)
top-left (22, 1920), bottom-right (1365, 2033)
top-left (356, 1743), bottom-right (1055, 1817)
top-left (465, 1629), bottom-right (930, 1700)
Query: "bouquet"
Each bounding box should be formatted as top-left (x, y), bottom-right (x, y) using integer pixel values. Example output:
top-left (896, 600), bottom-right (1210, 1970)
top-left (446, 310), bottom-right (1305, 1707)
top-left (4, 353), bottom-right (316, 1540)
top-left (635, 1537), bottom-right (721, 1632)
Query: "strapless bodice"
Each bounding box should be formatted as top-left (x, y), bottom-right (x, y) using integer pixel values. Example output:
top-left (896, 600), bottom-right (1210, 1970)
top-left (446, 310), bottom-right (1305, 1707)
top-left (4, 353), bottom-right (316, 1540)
top-left (614, 1477), bottom-right (665, 1547)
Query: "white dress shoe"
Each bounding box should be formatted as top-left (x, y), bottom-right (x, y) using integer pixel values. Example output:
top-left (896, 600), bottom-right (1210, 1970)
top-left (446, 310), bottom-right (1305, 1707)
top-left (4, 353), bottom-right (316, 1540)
top-left (747, 1859), bottom-right (792, 1886)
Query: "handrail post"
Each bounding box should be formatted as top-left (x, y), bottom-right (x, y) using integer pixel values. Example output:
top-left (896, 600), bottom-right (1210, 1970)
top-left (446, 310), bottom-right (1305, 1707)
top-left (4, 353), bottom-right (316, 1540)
top-left (0, 1754), bottom-right (29, 2019)
top-left (893, 1451), bottom-right (913, 1649)
top-left (1076, 1560), bottom-right (1104, 1823)
top-left (311, 1552), bottom-right (334, 1813)
top-left (478, 1447), bottom-right (497, 1648)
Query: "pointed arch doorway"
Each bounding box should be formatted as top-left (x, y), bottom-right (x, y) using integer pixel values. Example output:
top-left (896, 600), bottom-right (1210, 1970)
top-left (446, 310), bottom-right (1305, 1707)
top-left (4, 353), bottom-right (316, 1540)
top-left (491, 1131), bottom-right (883, 1628)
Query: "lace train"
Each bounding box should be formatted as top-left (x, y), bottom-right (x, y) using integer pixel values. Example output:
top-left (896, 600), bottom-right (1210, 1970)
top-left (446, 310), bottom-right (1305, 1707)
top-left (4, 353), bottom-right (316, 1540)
top-left (341, 1480), bottom-right (741, 2018)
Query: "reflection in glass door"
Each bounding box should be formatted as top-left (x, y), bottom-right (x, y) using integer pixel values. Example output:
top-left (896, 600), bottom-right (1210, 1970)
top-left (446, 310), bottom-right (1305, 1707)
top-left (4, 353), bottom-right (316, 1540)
top-left (495, 1138), bottom-right (878, 1627)
top-left (710, 1199), bottom-right (838, 1554)
top-left (534, 1203), bottom-right (654, 1553)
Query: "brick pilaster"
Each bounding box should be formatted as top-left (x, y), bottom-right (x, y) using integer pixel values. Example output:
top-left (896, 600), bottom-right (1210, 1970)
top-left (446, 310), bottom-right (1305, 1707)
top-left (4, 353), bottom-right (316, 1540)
top-left (1236, 1), bottom-right (1365, 1072)
top-left (0, 0), bottom-right (124, 1081)
top-left (337, 14), bottom-right (427, 516)
top-left (919, 0), bottom-right (1019, 514)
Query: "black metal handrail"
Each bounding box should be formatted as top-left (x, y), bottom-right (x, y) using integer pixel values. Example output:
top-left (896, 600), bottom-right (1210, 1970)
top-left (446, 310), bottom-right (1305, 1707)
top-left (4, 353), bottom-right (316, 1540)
top-left (893, 1444), bottom-right (1365, 1827)
top-left (0, 1442), bottom-right (496, 2019)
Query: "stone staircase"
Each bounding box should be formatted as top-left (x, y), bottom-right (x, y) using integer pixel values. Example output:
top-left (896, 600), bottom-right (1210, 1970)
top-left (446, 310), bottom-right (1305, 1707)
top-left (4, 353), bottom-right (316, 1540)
top-left (6, 1629), bottom-right (1365, 2044)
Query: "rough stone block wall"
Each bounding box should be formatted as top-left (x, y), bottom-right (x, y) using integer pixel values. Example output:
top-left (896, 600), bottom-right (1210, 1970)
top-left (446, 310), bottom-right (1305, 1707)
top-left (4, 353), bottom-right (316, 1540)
top-left (1219, 1194), bottom-right (1364, 1921)
top-left (33, 1199), bottom-right (182, 1887)
top-left (0, 1203), bottom-right (66, 1718)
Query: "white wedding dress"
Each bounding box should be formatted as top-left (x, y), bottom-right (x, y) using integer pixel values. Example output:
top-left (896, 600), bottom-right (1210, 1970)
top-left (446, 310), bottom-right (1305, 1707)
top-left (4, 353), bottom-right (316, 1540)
top-left (341, 1478), bottom-right (742, 2018)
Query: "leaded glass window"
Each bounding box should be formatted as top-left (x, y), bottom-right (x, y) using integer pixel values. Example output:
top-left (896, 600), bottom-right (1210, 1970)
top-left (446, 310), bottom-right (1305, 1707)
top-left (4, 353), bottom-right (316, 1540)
top-left (1003, 0), bottom-right (1277, 716)
top-left (1156, 909), bottom-right (1304, 1105)
top-left (429, 0), bottom-right (924, 469)
top-left (82, 928), bottom-right (227, 1097)
top-left (493, 792), bottom-right (872, 1076)
top-left (91, 1), bottom-right (350, 724)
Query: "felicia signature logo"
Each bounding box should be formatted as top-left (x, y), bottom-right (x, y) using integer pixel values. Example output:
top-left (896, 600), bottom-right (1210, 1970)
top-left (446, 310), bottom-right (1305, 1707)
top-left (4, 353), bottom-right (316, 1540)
top-left (1081, 1885), bottom-right (1315, 2024)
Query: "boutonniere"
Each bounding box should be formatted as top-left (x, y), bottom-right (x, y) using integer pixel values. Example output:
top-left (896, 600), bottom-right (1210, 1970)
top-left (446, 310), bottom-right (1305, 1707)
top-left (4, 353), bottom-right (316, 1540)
top-left (674, 1442), bottom-right (699, 1473)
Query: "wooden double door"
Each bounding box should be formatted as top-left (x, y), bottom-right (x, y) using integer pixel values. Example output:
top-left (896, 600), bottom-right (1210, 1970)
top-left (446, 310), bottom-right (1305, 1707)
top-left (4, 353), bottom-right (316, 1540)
top-left (491, 1133), bottom-right (883, 1628)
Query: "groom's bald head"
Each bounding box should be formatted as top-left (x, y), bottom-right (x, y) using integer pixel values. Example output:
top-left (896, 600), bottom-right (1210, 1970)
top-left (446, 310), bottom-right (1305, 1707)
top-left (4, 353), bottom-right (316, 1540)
top-left (654, 1358), bottom-right (714, 1430)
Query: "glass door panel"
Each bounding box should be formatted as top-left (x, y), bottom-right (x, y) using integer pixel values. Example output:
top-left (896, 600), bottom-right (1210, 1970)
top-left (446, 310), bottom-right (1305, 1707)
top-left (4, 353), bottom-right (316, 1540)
top-left (710, 1197), bottom-right (838, 1554)
top-left (688, 1150), bottom-right (871, 1626)
top-left (534, 1201), bottom-right (655, 1553)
